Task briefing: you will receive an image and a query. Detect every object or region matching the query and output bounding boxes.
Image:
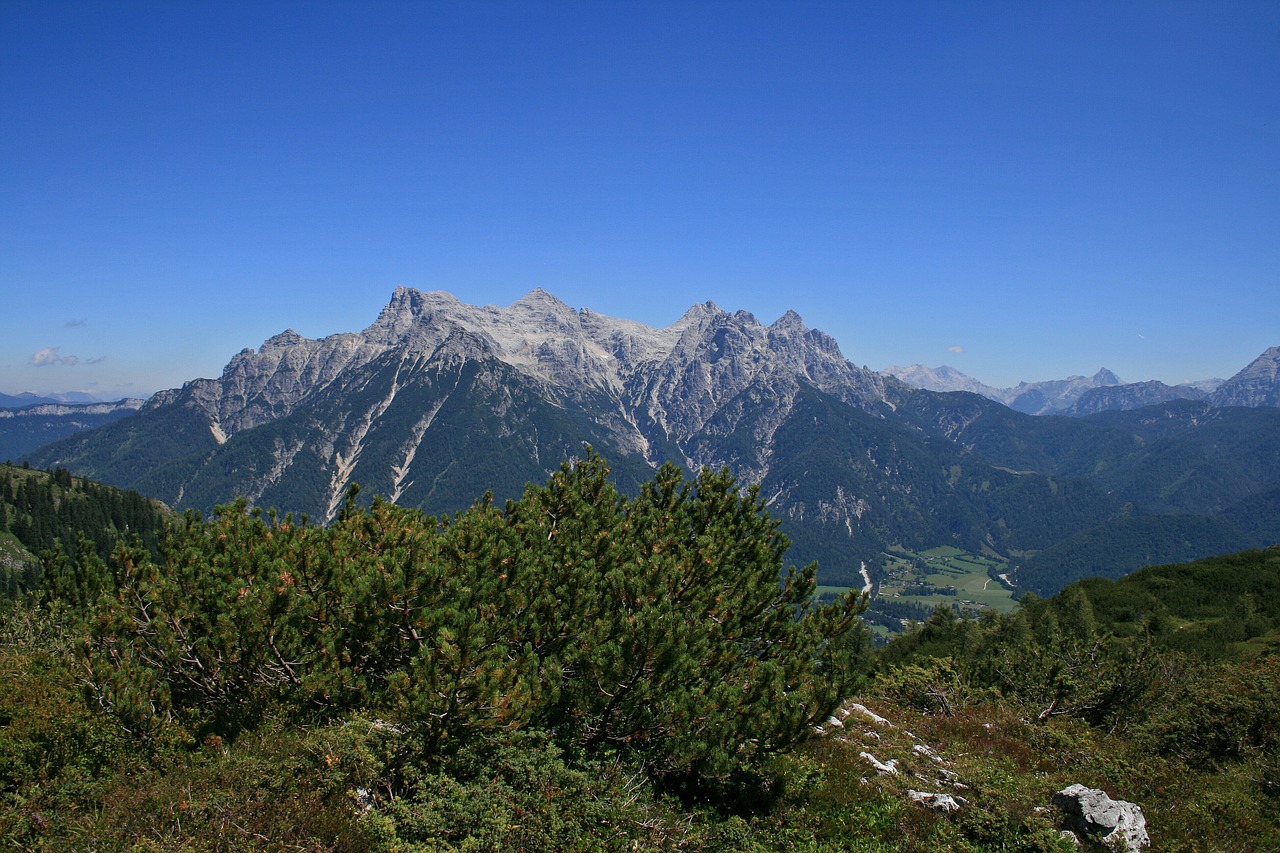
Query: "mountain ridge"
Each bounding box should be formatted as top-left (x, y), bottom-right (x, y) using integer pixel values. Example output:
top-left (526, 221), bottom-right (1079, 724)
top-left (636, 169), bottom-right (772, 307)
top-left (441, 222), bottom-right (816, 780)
top-left (884, 361), bottom-right (1257, 416)
top-left (24, 288), bottom-right (1280, 593)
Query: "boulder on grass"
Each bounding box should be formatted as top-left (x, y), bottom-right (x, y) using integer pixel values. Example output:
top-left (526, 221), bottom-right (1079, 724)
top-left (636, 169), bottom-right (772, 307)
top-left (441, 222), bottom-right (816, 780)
top-left (1052, 784), bottom-right (1149, 852)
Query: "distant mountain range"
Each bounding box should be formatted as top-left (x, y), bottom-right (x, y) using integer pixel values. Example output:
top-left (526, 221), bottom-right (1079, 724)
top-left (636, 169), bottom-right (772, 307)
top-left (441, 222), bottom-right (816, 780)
top-left (0, 399), bottom-right (144, 462)
top-left (22, 289), bottom-right (1280, 594)
top-left (881, 363), bottom-right (1252, 416)
top-left (885, 348), bottom-right (1280, 417)
top-left (0, 390), bottom-right (117, 408)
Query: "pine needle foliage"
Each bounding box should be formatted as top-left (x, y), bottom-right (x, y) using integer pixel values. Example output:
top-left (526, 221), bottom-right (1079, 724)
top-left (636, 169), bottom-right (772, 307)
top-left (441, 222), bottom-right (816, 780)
top-left (76, 450), bottom-right (869, 782)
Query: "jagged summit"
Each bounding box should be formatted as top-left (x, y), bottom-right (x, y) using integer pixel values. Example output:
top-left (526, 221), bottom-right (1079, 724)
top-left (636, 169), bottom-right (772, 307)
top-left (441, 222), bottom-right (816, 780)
top-left (347, 288), bottom-right (873, 406)
top-left (135, 286), bottom-right (893, 455)
top-left (261, 329), bottom-right (305, 350)
top-left (27, 290), bottom-right (1280, 593)
top-left (885, 364), bottom-right (1126, 415)
top-left (675, 300), bottom-right (722, 328)
top-left (39, 287), bottom-right (897, 524)
top-left (771, 309), bottom-right (806, 330)
top-left (511, 286), bottom-right (569, 307)
top-left (1213, 345), bottom-right (1280, 408)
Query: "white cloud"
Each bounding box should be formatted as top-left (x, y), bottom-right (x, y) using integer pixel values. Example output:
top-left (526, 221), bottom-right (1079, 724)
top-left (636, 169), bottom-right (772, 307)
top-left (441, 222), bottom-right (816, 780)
top-left (31, 347), bottom-right (79, 367)
top-left (946, 345), bottom-right (965, 354)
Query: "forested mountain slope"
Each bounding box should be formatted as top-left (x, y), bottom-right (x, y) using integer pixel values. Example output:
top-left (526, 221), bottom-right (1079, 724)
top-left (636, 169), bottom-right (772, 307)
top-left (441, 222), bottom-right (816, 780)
top-left (0, 462), bottom-right (172, 598)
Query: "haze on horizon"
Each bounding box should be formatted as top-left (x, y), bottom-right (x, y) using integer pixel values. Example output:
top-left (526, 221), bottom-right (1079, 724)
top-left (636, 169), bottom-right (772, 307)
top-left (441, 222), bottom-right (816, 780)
top-left (2, 1), bottom-right (1277, 402)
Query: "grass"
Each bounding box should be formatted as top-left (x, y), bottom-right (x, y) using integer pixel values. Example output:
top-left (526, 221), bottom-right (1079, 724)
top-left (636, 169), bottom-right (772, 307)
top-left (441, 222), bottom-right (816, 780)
top-left (851, 546), bottom-right (1021, 640)
top-left (880, 546), bottom-right (1018, 616)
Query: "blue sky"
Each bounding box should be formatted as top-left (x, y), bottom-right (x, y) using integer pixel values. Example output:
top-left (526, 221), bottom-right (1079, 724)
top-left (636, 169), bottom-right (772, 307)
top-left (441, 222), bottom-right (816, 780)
top-left (2, 1), bottom-right (1277, 400)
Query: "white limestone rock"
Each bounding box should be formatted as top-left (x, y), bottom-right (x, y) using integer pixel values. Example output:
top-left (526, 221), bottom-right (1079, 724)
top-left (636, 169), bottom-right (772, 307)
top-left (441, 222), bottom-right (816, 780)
top-left (907, 790), bottom-right (966, 812)
top-left (859, 752), bottom-right (899, 775)
top-left (1052, 784), bottom-right (1149, 852)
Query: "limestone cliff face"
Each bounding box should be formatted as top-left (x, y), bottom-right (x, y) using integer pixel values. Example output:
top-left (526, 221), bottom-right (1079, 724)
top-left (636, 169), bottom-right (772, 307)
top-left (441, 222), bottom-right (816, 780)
top-left (90, 288), bottom-right (897, 526)
top-left (1064, 380), bottom-right (1209, 417)
top-left (180, 330), bottom-right (385, 437)
top-left (1213, 346), bottom-right (1280, 408)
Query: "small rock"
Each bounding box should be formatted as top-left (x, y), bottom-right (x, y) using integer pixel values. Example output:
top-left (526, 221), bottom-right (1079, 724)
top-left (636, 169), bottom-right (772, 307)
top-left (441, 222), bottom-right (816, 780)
top-left (859, 751), bottom-right (899, 775)
top-left (846, 703), bottom-right (894, 727)
top-left (907, 790), bottom-right (965, 812)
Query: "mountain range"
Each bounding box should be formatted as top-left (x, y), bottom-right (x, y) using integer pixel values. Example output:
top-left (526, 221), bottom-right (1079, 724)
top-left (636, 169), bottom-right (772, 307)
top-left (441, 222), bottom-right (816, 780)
top-left (885, 349), bottom-right (1280, 416)
top-left (23, 289), bottom-right (1280, 594)
top-left (0, 399), bottom-right (144, 462)
top-left (0, 391), bottom-right (113, 407)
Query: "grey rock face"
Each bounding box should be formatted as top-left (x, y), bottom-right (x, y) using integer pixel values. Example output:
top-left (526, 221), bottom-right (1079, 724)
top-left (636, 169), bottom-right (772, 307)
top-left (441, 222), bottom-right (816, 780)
top-left (885, 365), bottom-right (1127, 415)
top-left (94, 288), bottom-right (897, 525)
top-left (633, 302), bottom-right (891, 469)
top-left (188, 330), bottom-right (384, 436)
top-left (1064, 380), bottom-right (1207, 417)
top-left (1052, 784), bottom-right (1149, 852)
top-left (1212, 345), bottom-right (1280, 408)
top-left (1005, 369), bottom-right (1124, 415)
top-left (883, 364), bottom-right (1006, 399)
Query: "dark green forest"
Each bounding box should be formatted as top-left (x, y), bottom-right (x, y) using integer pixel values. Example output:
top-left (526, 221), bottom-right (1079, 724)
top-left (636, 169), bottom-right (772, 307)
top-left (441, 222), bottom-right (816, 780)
top-left (0, 463), bottom-right (171, 599)
top-left (1, 459), bottom-right (1277, 850)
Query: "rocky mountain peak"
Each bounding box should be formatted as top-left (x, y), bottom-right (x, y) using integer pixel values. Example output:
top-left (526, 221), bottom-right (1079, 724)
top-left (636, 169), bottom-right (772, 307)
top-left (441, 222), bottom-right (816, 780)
top-left (1212, 345), bottom-right (1280, 408)
top-left (771, 309), bottom-right (806, 331)
top-left (104, 288), bottom-right (897, 502)
top-left (1065, 380), bottom-right (1208, 417)
top-left (1236, 346), bottom-right (1280, 379)
top-left (675, 300), bottom-right (723, 329)
top-left (507, 288), bottom-right (584, 336)
top-left (512, 286), bottom-right (568, 308)
top-left (889, 365), bottom-right (1129, 415)
top-left (365, 288), bottom-right (464, 347)
top-left (884, 365), bottom-right (1006, 399)
top-left (262, 330), bottom-right (305, 351)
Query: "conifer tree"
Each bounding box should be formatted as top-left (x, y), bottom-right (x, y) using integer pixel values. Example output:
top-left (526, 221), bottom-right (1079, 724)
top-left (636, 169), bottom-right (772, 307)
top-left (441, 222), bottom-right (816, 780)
top-left (80, 452), bottom-right (870, 782)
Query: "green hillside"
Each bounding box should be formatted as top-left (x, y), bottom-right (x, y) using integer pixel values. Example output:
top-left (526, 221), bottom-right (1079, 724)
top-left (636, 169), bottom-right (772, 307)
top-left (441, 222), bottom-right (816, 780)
top-left (1012, 513), bottom-right (1259, 597)
top-left (1065, 546), bottom-right (1280, 659)
top-left (0, 405), bottom-right (139, 461)
top-left (2, 462), bottom-right (1277, 850)
top-left (0, 463), bottom-right (174, 598)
